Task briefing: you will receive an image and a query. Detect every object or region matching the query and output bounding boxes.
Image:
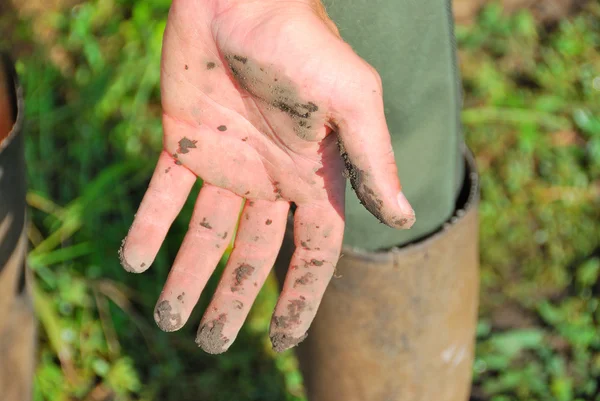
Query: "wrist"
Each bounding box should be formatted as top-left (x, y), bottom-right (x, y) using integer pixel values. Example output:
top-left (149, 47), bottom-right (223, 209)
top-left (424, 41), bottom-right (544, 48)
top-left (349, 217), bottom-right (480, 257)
top-left (197, 0), bottom-right (338, 38)
top-left (206, 0), bottom-right (323, 17)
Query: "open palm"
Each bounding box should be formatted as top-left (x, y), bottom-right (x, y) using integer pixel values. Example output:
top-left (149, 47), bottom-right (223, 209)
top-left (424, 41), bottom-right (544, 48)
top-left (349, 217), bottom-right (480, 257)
top-left (120, 0), bottom-right (415, 353)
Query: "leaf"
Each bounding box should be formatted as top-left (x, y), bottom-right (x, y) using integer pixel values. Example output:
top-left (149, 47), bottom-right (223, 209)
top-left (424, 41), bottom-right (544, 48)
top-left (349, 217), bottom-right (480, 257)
top-left (489, 329), bottom-right (545, 359)
top-left (552, 377), bottom-right (574, 401)
top-left (28, 242), bottom-right (94, 270)
top-left (576, 257), bottom-right (600, 288)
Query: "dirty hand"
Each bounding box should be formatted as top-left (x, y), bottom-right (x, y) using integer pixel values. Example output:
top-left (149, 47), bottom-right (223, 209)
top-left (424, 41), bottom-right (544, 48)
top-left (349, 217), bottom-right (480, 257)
top-left (120, 0), bottom-right (415, 354)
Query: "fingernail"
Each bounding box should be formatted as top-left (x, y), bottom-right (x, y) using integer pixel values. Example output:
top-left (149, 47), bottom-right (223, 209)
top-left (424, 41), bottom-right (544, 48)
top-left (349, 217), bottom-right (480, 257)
top-left (397, 191), bottom-right (415, 217)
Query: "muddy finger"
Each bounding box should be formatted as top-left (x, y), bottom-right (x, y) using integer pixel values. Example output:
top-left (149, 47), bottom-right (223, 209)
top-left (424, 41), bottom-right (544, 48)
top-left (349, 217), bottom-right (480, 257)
top-left (269, 202), bottom-right (344, 352)
top-left (153, 183), bottom-right (243, 332)
top-left (331, 65), bottom-right (415, 229)
top-left (196, 199), bottom-right (290, 354)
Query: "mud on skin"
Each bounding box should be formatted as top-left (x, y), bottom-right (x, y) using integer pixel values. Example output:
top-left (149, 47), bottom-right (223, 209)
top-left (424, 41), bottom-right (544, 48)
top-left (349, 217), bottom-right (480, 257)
top-left (271, 298), bottom-right (309, 352)
top-left (273, 298), bottom-right (306, 329)
top-left (196, 314), bottom-right (229, 354)
top-left (172, 153), bottom-right (183, 165)
top-left (154, 300), bottom-right (182, 332)
top-left (271, 331), bottom-right (308, 353)
top-left (118, 239), bottom-right (148, 272)
top-left (225, 54), bottom-right (320, 140)
top-left (200, 217), bottom-right (212, 229)
top-left (394, 217), bottom-right (409, 226)
top-left (178, 137), bottom-right (197, 154)
top-left (231, 263), bottom-right (255, 292)
top-left (338, 139), bottom-right (389, 223)
top-left (118, 242), bottom-right (134, 272)
top-left (338, 139), bottom-right (414, 228)
top-left (294, 272), bottom-right (315, 287)
top-left (273, 181), bottom-right (283, 199)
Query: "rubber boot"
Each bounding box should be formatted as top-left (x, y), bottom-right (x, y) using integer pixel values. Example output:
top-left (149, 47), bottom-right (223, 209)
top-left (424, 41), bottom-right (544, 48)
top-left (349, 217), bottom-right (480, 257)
top-left (275, 149), bottom-right (479, 401)
top-left (0, 54), bottom-right (36, 401)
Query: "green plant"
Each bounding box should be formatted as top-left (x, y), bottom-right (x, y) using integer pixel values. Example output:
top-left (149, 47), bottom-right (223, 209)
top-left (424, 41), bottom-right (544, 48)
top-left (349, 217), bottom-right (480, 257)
top-left (5, 0), bottom-right (599, 399)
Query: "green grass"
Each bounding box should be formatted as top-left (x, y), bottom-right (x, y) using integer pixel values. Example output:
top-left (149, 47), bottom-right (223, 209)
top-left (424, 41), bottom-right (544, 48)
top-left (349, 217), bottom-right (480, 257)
top-left (458, 4), bottom-right (600, 400)
top-left (2, 1), bottom-right (600, 400)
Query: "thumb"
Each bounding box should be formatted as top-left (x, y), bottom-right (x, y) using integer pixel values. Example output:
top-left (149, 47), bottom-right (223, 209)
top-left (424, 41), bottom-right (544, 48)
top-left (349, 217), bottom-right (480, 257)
top-left (331, 67), bottom-right (415, 229)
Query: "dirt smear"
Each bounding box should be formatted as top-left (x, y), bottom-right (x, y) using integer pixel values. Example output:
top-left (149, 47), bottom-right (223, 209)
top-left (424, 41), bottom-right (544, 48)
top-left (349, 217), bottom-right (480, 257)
top-left (199, 218), bottom-right (212, 229)
top-left (272, 298), bottom-right (306, 329)
top-left (394, 217), bottom-right (409, 226)
top-left (271, 332), bottom-right (308, 353)
top-left (118, 240), bottom-right (147, 273)
top-left (154, 300), bottom-right (182, 332)
top-left (172, 153), bottom-right (182, 165)
top-left (224, 53), bottom-right (320, 141)
top-left (118, 242), bottom-right (133, 272)
top-left (231, 263), bottom-right (255, 292)
top-left (178, 137), bottom-right (197, 154)
top-left (196, 314), bottom-right (229, 354)
top-left (271, 299), bottom-right (310, 351)
top-left (273, 181), bottom-right (283, 199)
top-left (294, 272), bottom-right (315, 287)
top-left (338, 139), bottom-right (387, 224)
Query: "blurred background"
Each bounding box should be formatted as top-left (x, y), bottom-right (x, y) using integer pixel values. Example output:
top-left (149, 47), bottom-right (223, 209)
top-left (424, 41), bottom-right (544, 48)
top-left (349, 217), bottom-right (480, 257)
top-left (0, 0), bottom-right (599, 400)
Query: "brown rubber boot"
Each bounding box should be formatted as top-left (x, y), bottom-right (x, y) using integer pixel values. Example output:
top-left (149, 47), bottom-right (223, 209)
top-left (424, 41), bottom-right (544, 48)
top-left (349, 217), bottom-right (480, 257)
top-left (0, 53), bottom-right (36, 401)
top-left (275, 149), bottom-right (479, 401)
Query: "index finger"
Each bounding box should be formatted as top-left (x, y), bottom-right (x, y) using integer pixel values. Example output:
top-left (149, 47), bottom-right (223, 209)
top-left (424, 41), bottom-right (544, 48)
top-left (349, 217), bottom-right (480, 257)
top-left (120, 150), bottom-right (197, 273)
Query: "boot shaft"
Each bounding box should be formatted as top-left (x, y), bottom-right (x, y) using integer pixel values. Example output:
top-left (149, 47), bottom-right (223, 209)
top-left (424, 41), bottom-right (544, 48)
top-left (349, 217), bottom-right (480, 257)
top-left (0, 52), bottom-right (35, 401)
top-left (0, 53), bottom-right (26, 275)
top-left (275, 150), bottom-right (480, 401)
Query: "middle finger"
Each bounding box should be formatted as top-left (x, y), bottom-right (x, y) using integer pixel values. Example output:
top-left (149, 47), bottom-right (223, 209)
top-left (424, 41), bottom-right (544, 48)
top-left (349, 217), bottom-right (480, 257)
top-left (154, 183), bottom-right (244, 332)
top-left (196, 198), bottom-right (290, 354)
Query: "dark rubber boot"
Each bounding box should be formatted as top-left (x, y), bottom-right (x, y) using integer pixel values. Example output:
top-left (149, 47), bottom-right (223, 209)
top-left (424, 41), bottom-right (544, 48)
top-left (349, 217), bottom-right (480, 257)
top-left (0, 54), bottom-right (36, 401)
top-left (275, 149), bottom-right (480, 401)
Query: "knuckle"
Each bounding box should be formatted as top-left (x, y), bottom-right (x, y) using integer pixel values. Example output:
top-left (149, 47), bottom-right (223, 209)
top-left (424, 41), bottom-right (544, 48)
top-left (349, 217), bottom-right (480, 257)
top-left (365, 65), bottom-right (383, 89)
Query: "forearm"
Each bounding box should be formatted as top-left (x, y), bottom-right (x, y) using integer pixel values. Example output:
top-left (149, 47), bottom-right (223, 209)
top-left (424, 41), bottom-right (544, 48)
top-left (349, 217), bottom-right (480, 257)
top-left (201, 0), bottom-right (337, 34)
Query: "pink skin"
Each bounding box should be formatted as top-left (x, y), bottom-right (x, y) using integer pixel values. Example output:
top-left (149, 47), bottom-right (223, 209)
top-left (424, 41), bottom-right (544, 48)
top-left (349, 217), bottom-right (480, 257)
top-left (120, 0), bottom-right (416, 353)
